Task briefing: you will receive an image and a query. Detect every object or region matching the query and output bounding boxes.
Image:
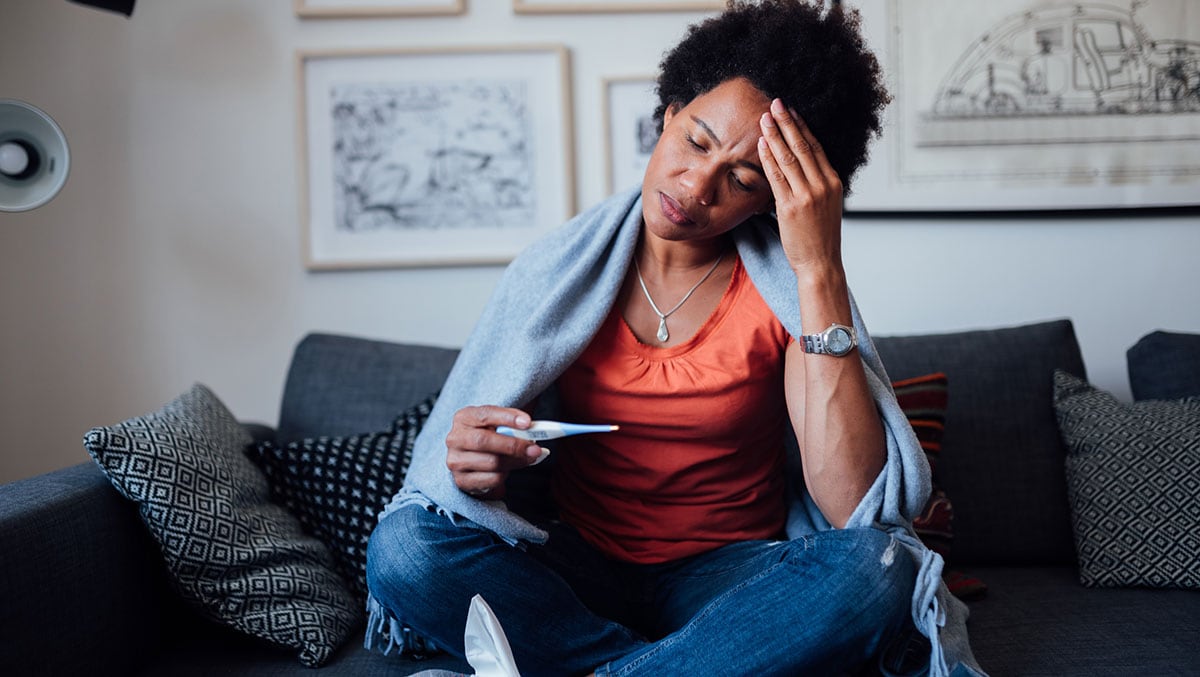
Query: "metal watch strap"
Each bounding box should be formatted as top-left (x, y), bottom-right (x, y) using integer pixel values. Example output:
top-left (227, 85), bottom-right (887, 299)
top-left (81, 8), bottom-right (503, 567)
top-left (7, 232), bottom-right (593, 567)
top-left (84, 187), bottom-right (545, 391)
top-left (801, 323), bottom-right (856, 356)
top-left (802, 334), bottom-right (824, 354)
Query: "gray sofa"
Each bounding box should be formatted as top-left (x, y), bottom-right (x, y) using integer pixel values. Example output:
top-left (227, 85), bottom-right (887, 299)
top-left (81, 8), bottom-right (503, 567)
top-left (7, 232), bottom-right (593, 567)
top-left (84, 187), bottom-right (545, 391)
top-left (2, 318), bottom-right (1198, 675)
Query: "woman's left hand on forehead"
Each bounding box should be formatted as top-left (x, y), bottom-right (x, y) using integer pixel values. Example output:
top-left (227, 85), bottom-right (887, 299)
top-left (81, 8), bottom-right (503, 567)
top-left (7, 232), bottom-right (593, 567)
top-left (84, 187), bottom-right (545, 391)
top-left (757, 98), bottom-right (844, 274)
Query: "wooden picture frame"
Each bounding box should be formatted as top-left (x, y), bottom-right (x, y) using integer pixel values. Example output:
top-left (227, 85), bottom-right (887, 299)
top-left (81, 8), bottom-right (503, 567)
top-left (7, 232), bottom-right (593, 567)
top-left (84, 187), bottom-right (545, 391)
top-left (294, 0), bottom-right (464, 19)
top-left (296, 46), bottom-right (575, 269)
top-left (514, 0), bottom-right (723, 14)
top-left (602, 76), bottom-right (659, 195)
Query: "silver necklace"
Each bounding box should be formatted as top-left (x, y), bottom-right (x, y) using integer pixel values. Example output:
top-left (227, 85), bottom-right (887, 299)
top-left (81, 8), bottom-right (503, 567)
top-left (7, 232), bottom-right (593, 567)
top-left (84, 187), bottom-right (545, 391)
top-left (634, 252), bottom-right (725, 343)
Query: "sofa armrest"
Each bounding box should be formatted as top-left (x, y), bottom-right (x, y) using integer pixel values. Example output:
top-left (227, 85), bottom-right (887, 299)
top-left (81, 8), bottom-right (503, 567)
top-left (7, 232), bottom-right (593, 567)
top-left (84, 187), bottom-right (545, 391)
top-left (0, 462), bottom-right (172, 674)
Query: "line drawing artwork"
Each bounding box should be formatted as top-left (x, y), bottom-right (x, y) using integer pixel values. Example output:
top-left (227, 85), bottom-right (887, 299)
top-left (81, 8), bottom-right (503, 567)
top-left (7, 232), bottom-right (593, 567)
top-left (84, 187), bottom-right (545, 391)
top-left (929, 2), bottom-right (1200, 121)
top-left (870, 0), bottom-right (1200, 210)
top-left (909, 1), bottom-right (1200, 149)
top-left (329, 80), bottom-right (536, 233)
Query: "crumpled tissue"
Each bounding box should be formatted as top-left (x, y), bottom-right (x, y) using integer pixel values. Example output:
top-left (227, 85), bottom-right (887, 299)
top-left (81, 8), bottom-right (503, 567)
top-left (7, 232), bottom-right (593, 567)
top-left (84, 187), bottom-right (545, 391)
top-left (463, 594), bottom-right (521, 676)
top-left (408, 594), bottom-right (521, 677)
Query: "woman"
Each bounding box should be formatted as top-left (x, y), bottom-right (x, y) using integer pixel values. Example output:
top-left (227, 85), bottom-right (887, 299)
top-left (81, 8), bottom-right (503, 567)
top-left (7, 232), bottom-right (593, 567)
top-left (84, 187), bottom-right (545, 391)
top-left (366, 2), bottom-right (981, 675)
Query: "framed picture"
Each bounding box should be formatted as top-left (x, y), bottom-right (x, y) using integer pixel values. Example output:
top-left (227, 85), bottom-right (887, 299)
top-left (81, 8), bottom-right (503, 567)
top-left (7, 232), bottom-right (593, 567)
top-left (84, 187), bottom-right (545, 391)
top-left (603, 76), bottom-right (659, 194)
top-left (294, 0), bottom-right (464, 18)
top-left (845, 0), bottom-right (1200, 212)
top-left (297, 46), bottom-right (575, 269)
top-left (514, 0), bottom-right (723, 14)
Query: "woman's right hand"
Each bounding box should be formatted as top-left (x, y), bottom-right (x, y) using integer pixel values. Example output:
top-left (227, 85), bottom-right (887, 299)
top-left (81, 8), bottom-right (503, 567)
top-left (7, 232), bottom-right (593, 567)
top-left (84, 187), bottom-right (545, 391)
top-left (445, 405), bottom-right (546, 500)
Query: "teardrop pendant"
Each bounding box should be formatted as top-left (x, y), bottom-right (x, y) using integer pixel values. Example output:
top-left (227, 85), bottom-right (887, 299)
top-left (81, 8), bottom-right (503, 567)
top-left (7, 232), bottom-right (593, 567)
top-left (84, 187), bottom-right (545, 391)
top-left (656, 318), bottom-right (670, 343)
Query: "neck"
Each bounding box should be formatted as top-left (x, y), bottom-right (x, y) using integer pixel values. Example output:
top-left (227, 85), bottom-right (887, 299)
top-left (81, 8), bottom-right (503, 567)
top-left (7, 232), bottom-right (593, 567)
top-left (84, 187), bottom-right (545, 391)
top-left (637, 229), bottom-right (731, 274)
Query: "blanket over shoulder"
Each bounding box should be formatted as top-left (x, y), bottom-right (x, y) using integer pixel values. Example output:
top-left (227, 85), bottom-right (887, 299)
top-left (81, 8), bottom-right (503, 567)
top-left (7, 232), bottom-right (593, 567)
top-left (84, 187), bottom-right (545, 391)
top-left (378, 187), bottom-right (983, 676)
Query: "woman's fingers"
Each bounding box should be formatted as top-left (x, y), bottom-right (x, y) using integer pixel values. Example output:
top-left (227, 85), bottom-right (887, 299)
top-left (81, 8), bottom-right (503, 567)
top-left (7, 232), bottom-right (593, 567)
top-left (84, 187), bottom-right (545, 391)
top-left (446, 405), bottom-right (544, 498)
top-left (765, 98), bottom-right (823, 186)
top-left (759, 99), bottom-right (842, 198)
top-left (758, 112), bottom-right (801, 199)
top-left (785, 103), bottom-right (843, 187)
top-left (758, 99), bottom-right (845, 271)
top-left (757, 134), bottom-right (790, 200)
top-left (448, 405), bottom-right (541, 461)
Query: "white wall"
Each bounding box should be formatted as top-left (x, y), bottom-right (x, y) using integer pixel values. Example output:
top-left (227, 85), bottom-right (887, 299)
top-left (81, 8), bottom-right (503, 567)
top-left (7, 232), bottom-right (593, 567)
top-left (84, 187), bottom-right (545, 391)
top-left (2, 0), bottom-right (1198, 484)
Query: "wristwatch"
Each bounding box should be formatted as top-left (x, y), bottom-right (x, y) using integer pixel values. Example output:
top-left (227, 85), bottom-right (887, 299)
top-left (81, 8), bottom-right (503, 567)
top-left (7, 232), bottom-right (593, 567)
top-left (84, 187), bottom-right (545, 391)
top-left (801, 323), bottom-right (858, 357)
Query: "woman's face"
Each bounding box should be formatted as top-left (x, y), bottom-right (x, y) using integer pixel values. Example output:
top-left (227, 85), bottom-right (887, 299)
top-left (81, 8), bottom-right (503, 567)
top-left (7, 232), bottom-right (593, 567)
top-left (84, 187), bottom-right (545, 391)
top-left (641, 77), bottom-right (775, 243)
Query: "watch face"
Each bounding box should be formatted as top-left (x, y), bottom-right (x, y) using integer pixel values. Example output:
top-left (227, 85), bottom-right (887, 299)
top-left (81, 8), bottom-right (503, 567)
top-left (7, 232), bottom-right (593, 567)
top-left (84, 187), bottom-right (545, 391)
top-left (826, 327), bottom-right (853, 355)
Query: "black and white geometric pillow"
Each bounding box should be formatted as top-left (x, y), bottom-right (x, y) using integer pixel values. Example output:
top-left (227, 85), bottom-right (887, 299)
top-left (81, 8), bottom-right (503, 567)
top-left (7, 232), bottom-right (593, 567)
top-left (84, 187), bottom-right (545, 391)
top-left (249, 392), bottom-right (438, 604)
top-left (83, 384), bottom-right (358, 667)
top-left (1053, 371), bottom-right (1200, 589)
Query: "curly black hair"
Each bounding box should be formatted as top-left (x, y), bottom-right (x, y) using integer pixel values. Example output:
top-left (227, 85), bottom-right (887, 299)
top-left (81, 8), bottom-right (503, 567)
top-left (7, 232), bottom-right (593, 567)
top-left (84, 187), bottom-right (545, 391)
top-left (654, 0), bottom-right (890, 194)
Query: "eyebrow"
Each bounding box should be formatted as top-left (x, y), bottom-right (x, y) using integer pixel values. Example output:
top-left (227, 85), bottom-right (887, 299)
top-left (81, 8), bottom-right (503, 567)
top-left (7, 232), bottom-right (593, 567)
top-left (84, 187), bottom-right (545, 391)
top-left (690, 115), bottom-right (767, 179)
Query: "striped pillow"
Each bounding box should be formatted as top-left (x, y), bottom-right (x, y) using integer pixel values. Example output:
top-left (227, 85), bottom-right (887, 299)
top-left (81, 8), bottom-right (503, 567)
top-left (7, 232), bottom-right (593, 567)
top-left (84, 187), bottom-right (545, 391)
top-left (893, 372), bottom-right (952, 555)
top-left (894, 373), bottom-right (987, 600)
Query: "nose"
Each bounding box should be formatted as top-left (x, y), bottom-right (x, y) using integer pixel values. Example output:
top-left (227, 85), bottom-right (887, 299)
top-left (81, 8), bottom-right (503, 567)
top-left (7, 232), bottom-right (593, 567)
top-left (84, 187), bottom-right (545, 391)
top-left (679, 163), bottom-right (718, 206)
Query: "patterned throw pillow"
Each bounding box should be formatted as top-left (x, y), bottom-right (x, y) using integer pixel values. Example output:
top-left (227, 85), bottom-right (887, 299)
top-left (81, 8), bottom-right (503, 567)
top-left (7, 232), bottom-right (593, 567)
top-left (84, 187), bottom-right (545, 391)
top-left (249, 393), bottom-right (438, 603)
top-left (1054, 370), bottom-right (1200, 588)
top-left (83, 384), bottom-right (358, 667)
top-left (893, 373), bottom-right (986, 600)
top-left (894, 373), bottom-right (952, 555)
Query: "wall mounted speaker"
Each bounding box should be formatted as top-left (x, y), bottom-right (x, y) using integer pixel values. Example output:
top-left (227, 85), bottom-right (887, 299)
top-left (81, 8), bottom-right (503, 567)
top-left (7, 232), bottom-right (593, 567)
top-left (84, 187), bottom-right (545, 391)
top-left (0, 100), bottom-right (71, 212)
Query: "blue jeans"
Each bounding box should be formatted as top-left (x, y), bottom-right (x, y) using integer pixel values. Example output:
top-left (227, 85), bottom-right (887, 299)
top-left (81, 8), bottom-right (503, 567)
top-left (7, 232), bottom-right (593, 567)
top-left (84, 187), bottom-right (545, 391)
top-left (366, 503), bottom-right (917, 676)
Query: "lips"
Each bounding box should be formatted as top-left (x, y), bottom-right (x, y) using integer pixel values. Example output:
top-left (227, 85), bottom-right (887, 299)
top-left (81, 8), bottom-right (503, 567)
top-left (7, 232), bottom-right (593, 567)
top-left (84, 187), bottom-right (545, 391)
top-left (659, 192), bottom-right (696, 227)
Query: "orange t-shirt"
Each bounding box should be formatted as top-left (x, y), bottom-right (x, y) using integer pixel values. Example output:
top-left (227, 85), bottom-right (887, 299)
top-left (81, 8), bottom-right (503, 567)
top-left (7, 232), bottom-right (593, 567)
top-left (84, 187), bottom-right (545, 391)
top-left (551, 257), bottom-right (792, 564)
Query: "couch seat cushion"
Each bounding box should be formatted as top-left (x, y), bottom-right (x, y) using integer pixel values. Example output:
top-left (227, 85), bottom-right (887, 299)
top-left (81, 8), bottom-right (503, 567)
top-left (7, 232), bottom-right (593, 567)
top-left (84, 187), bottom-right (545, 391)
top-left (140, 616), bottom-right (470, 676)
top-left (964, 565), bottom-right (1200, 676)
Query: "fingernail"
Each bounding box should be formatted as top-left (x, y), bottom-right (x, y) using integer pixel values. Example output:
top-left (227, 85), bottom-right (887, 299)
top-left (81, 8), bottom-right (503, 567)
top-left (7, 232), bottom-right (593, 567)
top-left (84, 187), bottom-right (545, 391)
top-left (758, 136), bottom-right (767, 149)
top-left (789, 107), bottom-right (801, 121)
top-left (760, 112), bottom-right (774, 128)
top-left (526, 445), bottom-right (543, 459)
top-left (771, 98), bottom-right (786, 113)
top-left (515, 414), bottom-right (530, 427)
top-left (531, 447), bottom-right (551, 466)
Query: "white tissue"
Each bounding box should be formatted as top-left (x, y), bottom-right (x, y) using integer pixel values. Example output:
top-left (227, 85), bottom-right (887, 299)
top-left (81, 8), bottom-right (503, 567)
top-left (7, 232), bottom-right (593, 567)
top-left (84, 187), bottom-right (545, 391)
top-left (464, 594), bottom-right (521, 677)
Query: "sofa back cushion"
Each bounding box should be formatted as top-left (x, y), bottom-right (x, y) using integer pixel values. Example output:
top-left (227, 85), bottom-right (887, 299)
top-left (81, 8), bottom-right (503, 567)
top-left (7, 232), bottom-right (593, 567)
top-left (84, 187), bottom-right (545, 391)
top-left (874, 319), bottom-right (1085, 565)
top-left (1127, 330), bottom-right (1200, 401)
top-left (282, 321), bottom-right (1084, 566)
top-left (278, 333), bottom-right (459, 443)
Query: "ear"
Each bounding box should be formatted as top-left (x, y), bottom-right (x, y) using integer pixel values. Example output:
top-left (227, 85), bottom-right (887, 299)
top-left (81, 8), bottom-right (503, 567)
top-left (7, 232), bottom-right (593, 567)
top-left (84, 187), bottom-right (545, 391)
top-left (662, 102), bottom-right (683, 128)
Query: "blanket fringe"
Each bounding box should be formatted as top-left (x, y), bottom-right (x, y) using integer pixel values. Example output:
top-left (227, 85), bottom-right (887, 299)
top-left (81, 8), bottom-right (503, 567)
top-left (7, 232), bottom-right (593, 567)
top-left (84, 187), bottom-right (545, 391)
top-left (917, 543), bottom-right (950, 676)
top-left (365, 593), bottom-right (441, 658)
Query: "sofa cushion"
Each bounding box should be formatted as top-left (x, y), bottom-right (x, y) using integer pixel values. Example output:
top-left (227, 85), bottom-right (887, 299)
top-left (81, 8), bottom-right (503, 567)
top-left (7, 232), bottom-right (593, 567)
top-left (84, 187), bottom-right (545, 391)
top-left (874, 319), bottom-right (1084, 565)
top-left (963, 565), bottom-right (1200, 676)
top-left (83, 384), bottom-right (358, 667)
top-left (892, 372), bottom-right (986, 599)
top-left (1053, 371), bottom-right (1200, 588)
top-left (894, 372), bottom-right (952, 557)
top-left (144, 619), bottom-right (471, 676)
top-left (1127, 330), bottom-right (1200, 401)
top-left (249, 392), bottom-right (438, 604)
top-left (278, 334), bottom-right (458, 443)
